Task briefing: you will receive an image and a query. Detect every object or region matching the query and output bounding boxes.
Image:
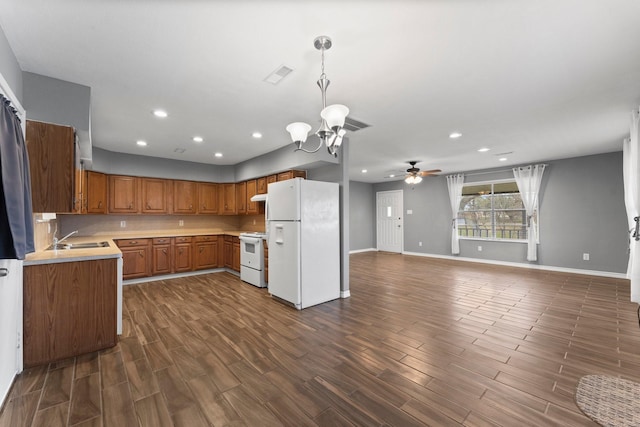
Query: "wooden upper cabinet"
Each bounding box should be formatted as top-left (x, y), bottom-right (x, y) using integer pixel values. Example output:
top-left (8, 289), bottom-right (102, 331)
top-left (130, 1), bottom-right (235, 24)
top-left (26, 120), bottom-right (79, 213)
top-left (277, 170), bottom-right (306, 182)
top-left (246, 179), bottom-right (263, 215)
top-left (236, 181), bottom-right (247, 215)
top-left (84, 171), bottom-right (108, 214)
top-left (219, 183), bottom-right (237, 215)
top-left (197, 183), bottom-right (218, 214)
top-left (267, 174), bottom-right (277, 186)
top-left (109, 175), bottom-right (139, 213)
top-left (141, 178), bottom-right (170, 214)
top-left (257, 177), bottom-right (267, 194)
top-left (173, 180), bottom-right (197, 214)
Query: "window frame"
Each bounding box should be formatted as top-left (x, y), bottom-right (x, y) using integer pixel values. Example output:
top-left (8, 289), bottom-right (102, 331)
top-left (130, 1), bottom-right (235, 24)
top-left (457, 178), bottom-right (538, 244)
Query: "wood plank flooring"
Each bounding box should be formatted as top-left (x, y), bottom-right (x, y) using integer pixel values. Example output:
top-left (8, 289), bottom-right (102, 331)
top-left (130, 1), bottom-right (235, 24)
top-left (2, 251), bottom-right (639, 426)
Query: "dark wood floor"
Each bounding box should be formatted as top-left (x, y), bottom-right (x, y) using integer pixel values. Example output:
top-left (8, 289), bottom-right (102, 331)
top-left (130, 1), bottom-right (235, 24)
top-left (2, 251), bottom-right (639, 426)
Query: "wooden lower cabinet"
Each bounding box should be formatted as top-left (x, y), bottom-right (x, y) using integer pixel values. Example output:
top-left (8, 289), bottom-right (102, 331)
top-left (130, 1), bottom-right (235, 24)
top-left (194, 236), bottom-right (219, 270)
top-left (152, 237), bottom-right (172, 275)
top-left (223, 236), bottom-right (233, 269)
top-left (264, 242), bottom-right (269, 283)
top-left (23, 258), bottom-right (117, 367)
top-left (175, 237), bottom-right (193, 272)
top-left (232, 237), bottom-right (240, 272)
top-left (116, 239), bottom-right (151, 279)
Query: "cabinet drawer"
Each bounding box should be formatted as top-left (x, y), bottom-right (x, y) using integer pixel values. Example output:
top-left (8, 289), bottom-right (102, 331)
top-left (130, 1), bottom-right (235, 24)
top-left (175, 236), bottom-right (193, 244)
top-left (152, 237), bottom-right (172, 245)
top-left (195, 235), bottom-right (218, 242)
top-left (116, 238), bottom-right (150, 247)
top-left (224, 235), bottom-right (233, 242)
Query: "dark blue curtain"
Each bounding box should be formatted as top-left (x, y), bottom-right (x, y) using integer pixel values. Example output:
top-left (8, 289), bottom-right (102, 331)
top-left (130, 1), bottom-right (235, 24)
top-left (0, 95), bottom-right (34, 259)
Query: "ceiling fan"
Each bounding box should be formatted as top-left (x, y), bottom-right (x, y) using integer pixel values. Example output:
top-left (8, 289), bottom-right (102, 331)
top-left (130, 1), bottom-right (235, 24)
top-left (404, 161), bottom-right (441, 184)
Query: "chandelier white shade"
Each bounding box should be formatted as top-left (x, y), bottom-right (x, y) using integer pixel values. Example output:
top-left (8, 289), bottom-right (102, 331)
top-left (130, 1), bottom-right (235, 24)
top-left (286, 36), bottom-right (349, 157)
top-left (405, 175), bottom-right (422, 184)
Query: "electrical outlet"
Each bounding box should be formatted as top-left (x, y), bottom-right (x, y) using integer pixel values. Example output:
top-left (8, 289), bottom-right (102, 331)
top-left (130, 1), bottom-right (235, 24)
top-left (179, 220), bottom-right (184, 226)
top-left (583, 253), bottom-right (590, 261)
top-left (120, 220), bottom-right (126, 228)
top-left (477, 245), bottom-right (483, 252)
top-left (419, 241), bottom-right (422, 246)
top-left (407, 209), bottom-right (413, 215)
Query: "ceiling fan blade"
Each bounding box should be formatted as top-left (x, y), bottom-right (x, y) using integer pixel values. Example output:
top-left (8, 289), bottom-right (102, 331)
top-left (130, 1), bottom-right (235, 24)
top-left (418, 169), bottom-right (442, 176)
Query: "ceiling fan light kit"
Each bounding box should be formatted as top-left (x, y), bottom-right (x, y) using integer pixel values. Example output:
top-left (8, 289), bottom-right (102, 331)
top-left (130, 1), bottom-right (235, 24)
top-left (403, 161), bottom-right (441, 184)
top-left (286, 36), bottom-right (349, 157)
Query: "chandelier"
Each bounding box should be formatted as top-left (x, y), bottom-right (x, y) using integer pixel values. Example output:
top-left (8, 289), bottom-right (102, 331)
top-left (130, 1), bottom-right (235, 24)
top-left (286, 36), bottom-right (349, 157)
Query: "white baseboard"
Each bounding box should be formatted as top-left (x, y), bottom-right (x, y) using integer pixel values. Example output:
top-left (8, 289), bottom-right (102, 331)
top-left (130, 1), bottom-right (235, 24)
top-left (401, 251), bottom-right (627, 280)
top-left (123, 268), bottom-right (237, 286)
top-left (340, 290), bottom-right (351, 298)
top-left (349, 248), bottom-right (377, 254)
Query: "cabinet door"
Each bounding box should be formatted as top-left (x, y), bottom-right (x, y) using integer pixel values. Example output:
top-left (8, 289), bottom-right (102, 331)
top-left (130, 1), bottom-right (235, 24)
top-left (194, 238), bottom-right (219, 270)
top-left (220, 183), bottom-right (237, 215)
top-left (26, 120), bottom-right (78, 213)
top-left (257, 177), bottom-right (267, 194)
top-left (223, 239), bottom-right (233, 269)
top-left (198, 183), bottom-right (218, 214)
top-left (23, 259), bottom-right (117, 367)
top-left (174, 180), bottom-right (197, 214)
top-left (232, 238), bottom-right (240, 272)
top-left (267, 175), bottom-right (277, 185)
top-left (175, 243), bottom-right (193, 272)
top-left (236, 182), bottom-right (247, 215)
top-left (264, 243), bottom-right (269, 284)
top-left (117, 239), bottom-right (151, 279)
top-left (152, 238), bottom-right (172, 275)
top-left (85, 171), bottom-right (108, 214)
top-left (246, 179), bottom-right (260, 215)
top-left (109, 175), bottom-right (139, 213)
top-left (142, 178), bottom-right (170, 214)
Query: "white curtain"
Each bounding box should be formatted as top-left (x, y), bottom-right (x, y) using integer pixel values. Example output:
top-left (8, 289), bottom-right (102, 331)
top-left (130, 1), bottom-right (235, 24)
top-left (446, 174), bottom-right (464, 254)
top-left (513, 164), bottom-right (546, 262)
top-left (624, 108), bottom-right (640, 303)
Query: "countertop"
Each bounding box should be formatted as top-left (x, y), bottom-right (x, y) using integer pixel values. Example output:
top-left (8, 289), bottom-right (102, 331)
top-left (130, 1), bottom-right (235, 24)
top-left (24, 230), bottom-right (261, 266)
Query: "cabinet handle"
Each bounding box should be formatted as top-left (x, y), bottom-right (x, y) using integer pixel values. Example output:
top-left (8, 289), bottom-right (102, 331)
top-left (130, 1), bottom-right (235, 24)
top-left (139, 251), bottom-right (144, 257)
top-left (146, 203), bottom-right (151, 209)
top-left (162, 249), bottom-right (167, 254)
top-left (0, 268), bottom-right (8, 277)
top-left (189, 204), bottom-right (193, 210)
top-left (202, 205), bottom-right (206, 209)
top-left (98, 201), bottom-right (102, 208)
top-left (130, 241), bottom-right (138, 245)
top-left (179, 248), bottom-right (183, 255)
top-left (199, 247), bottom-right (204, 253)
top-left (128, 203), bottom-right (133, 209)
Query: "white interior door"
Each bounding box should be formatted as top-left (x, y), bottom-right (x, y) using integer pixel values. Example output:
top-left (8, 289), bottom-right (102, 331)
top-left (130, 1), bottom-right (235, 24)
top-left (376, 190), bottom-right (403, 253)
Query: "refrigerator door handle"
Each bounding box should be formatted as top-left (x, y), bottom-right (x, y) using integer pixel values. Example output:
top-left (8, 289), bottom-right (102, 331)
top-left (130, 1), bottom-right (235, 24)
top-left (274, 224), bottom-right (284, 244)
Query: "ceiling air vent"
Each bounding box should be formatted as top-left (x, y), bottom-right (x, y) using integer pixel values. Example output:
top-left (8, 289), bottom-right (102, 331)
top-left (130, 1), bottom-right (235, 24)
top-left (343, 117), bottom-right (371, 132)
top-left (264, 65), bottom-right (293, 85)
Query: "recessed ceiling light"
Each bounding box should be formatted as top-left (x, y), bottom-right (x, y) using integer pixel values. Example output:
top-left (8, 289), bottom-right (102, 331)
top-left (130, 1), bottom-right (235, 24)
top-left (193, 136), bottom-right (203, 143)
top-left (153, 109), bottom-right (168, 118)
top-left (136, 140), bottom-right (147, 146)
top-left (499, 157), bottom-right (507, 162)
top-left (174, 148), bottom-right (186, 153)
top-left (449, 132), bottom-right (462, 139)
top-left (389, 174), bottom-right (395, 178)
top-left (252, 132), bottom-right (262, 139)
top-left (214, 152), bottom-right (223, 158)
top-left (478, 147), bottom-right (490, 152)
top-left (361, 169), bottom-right (367, 173)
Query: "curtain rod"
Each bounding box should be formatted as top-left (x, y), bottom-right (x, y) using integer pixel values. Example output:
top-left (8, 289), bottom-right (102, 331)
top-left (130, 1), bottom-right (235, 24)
top-left (458, 164), bottom-right (548, 177)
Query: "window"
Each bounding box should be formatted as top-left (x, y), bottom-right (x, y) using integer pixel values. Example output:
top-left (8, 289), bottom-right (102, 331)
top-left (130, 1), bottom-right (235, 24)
top-left (457, 180), bottom-right (533, 241)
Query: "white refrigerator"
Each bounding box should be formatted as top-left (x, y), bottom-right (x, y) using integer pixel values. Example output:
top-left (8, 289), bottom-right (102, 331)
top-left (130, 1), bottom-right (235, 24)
top-left (267, 178), bottom-right (340, 309)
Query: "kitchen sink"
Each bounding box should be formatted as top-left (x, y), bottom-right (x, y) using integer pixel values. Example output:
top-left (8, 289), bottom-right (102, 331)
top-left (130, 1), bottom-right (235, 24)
top-left (47, 241), bottom-right (110, 251)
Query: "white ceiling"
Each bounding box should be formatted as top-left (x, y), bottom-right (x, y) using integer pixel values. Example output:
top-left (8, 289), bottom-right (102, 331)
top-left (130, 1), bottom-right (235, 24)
top-left (1, 0), bottom-right (640, 183)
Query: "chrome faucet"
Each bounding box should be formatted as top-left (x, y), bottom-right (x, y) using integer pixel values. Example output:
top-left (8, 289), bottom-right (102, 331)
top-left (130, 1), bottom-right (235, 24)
top-left (53, 230), bottom-right (78, 246)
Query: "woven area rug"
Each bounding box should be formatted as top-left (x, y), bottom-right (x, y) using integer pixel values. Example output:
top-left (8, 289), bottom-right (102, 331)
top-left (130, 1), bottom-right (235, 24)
top-left (576, 375), bottom-right (640, 427)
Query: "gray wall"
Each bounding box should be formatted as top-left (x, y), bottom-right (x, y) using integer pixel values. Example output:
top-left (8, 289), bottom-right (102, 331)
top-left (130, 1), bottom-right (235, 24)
top-left (349, 181), bottom-right (376, 251)
top-left (92, 147), bottom-right (235, 182)
top-left (235, 141), bottom-right (338, 181)
top-left (370, 152), bottom-right (628, 274)
top-left (22, 72), bottom-right (90, 132)
top-left (0, 24), bottom-right (22, 102)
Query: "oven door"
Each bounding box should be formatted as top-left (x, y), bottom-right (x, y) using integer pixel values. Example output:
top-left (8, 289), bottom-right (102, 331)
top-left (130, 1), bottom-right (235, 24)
top-left (239, 236), bottom-right (263, 270)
